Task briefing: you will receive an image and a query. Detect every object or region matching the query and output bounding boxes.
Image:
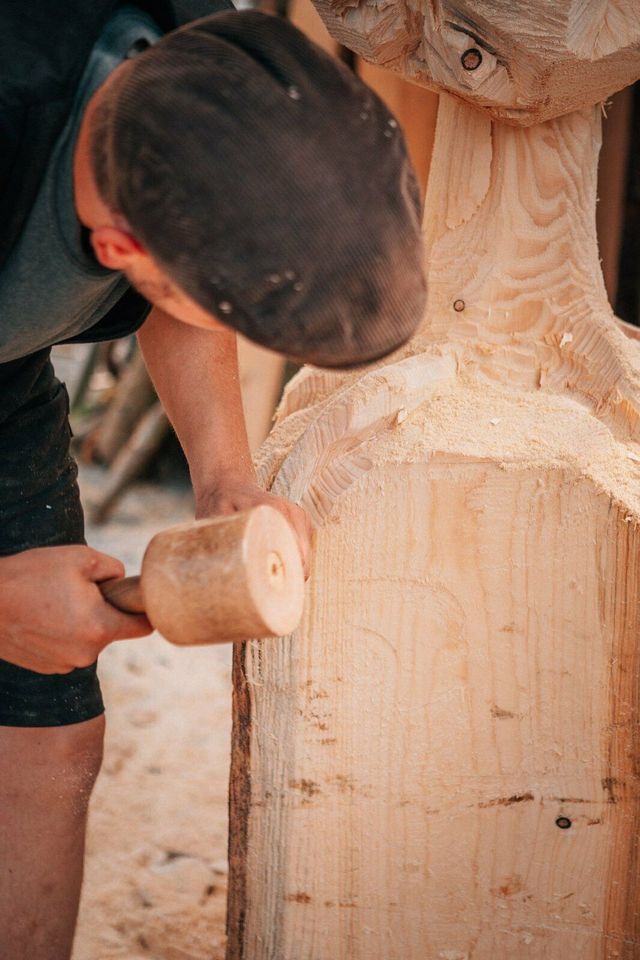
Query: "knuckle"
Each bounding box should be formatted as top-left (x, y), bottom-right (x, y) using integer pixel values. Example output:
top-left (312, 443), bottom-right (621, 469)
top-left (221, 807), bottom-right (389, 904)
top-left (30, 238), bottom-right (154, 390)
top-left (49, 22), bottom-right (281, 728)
top-left (82, 552), bottom-right (100, 574)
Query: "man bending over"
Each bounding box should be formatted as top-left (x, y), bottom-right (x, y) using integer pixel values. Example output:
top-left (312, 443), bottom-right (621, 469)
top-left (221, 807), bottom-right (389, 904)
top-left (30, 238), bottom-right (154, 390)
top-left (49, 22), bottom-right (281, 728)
top-left (0, 4), bottom-right (426, 957)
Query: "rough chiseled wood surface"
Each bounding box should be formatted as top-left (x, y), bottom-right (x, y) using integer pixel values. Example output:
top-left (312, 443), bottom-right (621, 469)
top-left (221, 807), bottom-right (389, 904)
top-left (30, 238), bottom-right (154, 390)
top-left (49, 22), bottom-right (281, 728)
top-left (227, 3), bottom-right (640, 953)
top-left (227, 86), bottom-right (640, 958)
top-left (310, 0), bottom-right (640, 124)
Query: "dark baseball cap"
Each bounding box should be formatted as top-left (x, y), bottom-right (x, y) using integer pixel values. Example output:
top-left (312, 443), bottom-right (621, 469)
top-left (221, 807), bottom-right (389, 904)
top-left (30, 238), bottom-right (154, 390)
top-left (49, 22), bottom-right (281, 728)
top-left (96, 10), bottom-right (426, 367)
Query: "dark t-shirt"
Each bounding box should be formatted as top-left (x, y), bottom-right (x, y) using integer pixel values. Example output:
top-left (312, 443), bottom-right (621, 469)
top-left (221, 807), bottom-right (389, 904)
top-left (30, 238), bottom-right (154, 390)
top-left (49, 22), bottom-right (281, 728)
top-left (0, 1), bottom-right (229, 370)
top-left (0, 6), bottom-right (162, 363)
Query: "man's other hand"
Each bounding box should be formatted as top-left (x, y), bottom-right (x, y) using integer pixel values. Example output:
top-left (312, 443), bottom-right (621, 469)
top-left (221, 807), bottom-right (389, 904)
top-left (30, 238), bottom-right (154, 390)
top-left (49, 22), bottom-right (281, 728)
top-left (0, 546), bottom-right (152, 674)
top-left (195, 480), bottom-right (313, 580)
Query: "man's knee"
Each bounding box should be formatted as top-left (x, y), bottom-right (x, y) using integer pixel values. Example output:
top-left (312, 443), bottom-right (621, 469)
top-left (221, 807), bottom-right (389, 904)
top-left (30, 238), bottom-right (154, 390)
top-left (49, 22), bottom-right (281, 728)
top-left (0, 714), bottom-right (105, 813)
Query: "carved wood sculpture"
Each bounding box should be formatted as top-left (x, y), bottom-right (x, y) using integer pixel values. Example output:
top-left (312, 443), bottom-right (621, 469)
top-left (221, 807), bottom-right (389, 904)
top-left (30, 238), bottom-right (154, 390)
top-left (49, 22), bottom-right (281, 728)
top-left (228, 4), bottom-right (640, 958)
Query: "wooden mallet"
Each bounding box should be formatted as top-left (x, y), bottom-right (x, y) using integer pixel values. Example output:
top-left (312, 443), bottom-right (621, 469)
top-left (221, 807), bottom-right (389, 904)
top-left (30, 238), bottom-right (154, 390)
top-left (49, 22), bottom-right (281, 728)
top-left (99, 505), bottom-right (305, 644)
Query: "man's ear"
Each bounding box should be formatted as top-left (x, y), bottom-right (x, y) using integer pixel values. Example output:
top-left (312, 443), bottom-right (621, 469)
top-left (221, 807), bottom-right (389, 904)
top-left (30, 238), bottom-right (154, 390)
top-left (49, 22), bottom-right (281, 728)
top-left (90, 226), bottom-right (145, 271)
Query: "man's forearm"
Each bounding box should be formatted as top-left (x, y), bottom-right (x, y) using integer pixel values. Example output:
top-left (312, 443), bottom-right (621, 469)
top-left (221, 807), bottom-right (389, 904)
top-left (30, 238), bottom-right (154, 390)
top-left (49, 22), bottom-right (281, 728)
top-left (138, 307), bottom-right (313, 575)
top-left (137, 307), bottom-right (255, 497)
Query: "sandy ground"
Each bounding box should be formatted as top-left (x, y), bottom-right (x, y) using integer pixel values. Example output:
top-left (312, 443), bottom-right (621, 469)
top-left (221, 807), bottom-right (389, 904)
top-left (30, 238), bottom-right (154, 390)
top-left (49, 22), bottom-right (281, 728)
top-left (71, 469), bottom-right (231, 960)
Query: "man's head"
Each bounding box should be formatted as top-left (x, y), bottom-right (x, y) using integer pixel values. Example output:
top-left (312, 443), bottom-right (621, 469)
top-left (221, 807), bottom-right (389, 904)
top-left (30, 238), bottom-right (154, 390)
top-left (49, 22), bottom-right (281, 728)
top-left (80, 10), bottom-right (427, 368)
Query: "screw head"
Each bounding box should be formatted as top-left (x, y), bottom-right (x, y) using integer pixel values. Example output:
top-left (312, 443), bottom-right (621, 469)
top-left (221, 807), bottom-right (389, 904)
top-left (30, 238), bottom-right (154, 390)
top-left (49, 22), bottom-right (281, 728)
top-left (461, 48), bottom-right (483, 71)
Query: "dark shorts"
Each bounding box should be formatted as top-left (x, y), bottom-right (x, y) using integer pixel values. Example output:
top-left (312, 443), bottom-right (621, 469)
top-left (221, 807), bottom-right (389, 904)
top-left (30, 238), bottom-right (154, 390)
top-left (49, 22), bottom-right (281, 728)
top-left (0, 349), bottom-right (104, 727)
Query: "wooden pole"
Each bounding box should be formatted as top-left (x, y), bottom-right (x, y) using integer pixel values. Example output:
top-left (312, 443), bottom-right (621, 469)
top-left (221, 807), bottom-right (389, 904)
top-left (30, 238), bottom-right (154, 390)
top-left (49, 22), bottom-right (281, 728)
top-left (227, 91), bottom-right (640, 959)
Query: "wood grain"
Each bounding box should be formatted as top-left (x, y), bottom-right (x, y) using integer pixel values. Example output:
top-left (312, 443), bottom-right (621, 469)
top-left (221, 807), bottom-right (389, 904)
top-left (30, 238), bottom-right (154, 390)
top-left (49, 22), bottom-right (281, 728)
top-left (227, 48), bottom-right (640, 960)
top-left (235, 458), bottom-right (640, 958)
top-left (310, 0), bottom-right (640, 125)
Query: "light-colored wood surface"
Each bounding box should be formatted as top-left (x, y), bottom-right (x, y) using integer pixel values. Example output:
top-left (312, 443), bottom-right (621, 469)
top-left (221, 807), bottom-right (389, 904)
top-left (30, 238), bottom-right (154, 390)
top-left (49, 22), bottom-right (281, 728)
top-left (227, 89), bottom-right (640, 958)
top-left (99, 574), bottom-right (145, 613)
top-left (143, 506), bottom-right (304, 645)
top-left (310, 0), bottom-right (640, 125)
top-left (103, 507), bottom-right (305, 646)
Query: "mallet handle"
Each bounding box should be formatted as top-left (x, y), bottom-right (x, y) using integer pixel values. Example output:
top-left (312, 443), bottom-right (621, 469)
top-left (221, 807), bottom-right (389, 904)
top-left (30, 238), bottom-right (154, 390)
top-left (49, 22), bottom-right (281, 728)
top-left (100, 575), bottom-right (145, 614)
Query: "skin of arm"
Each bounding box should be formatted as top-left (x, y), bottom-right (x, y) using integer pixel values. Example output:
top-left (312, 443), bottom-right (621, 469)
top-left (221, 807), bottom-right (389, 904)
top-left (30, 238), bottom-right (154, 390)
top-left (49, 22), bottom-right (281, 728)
top-left (137, 306), bottom-right (313, 576)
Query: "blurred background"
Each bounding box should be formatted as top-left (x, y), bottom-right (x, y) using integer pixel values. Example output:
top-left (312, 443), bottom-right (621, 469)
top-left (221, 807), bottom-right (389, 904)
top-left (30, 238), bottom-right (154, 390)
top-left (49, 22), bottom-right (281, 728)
top-left (67, 1), bottom-right (640, 957)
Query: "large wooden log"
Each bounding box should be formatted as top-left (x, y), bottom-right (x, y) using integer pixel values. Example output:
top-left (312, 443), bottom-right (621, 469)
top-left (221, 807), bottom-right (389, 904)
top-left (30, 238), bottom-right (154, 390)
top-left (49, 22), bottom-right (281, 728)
top-left (227, 86), bottom-right (640, 958)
